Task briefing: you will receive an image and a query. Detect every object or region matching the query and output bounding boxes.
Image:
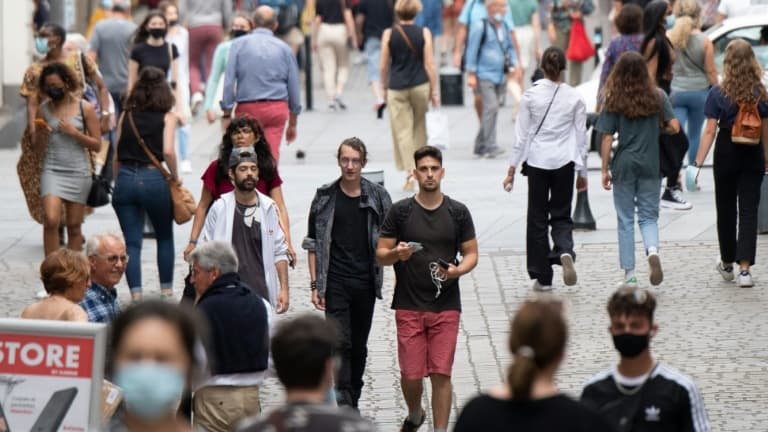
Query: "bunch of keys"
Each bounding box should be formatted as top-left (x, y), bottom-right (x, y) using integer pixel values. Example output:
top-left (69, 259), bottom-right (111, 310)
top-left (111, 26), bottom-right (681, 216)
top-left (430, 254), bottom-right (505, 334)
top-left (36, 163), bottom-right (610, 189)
top-left (407, 241), bottom-right (424, 253)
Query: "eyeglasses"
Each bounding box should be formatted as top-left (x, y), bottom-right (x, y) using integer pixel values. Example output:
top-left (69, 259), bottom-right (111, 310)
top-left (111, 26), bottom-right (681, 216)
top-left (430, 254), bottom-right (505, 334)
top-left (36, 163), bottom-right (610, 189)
top-left (339, 157), bottom-right (362, 167)
top-left (97, 254), bottom-right (130, 264)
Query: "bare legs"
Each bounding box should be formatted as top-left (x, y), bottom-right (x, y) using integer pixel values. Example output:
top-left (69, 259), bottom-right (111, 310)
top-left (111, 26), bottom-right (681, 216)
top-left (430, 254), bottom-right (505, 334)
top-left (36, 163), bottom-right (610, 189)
top-left (400, 374), bottom-right (452, 429)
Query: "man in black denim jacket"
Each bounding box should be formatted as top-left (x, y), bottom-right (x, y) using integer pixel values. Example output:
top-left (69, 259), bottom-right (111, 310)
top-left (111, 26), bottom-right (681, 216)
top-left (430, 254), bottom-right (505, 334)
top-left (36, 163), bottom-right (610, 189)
top-left (301, 137), bottom-right (392, 409)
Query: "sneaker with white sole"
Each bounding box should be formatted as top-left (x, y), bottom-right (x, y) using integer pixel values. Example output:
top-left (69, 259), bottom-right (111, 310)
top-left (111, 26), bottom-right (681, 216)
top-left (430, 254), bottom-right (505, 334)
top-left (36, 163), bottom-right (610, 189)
top-left (180, 159), bottom-right (192, 174)
top-left (560, 254), bottom-right (577, 286)
top-left (737, 271), bottom-right (754, 288)
top-left (648, 253), bottom-right (663, 286)
top-left (716, 260), bottom-right (735, 282)
top-left (660, 187), bottom-right (693, 210)
top-left (190, 91), bottom-right (204, 115)
top-left (619, 277), bottom-right (638, 289)
top-left (532, 280), bottom-right (553, 292)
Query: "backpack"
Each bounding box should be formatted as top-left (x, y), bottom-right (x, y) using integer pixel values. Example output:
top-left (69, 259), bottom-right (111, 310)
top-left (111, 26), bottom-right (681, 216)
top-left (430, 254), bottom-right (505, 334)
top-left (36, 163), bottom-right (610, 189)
top-left (394, 196), bottom-right (467, 263)
top-left (731, 97), bottom-right (762, 145)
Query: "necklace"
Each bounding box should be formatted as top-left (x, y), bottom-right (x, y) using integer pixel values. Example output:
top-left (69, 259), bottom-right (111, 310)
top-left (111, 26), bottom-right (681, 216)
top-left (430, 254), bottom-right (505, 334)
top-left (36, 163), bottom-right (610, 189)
top-left (613, 363), bottom-right (657, 396)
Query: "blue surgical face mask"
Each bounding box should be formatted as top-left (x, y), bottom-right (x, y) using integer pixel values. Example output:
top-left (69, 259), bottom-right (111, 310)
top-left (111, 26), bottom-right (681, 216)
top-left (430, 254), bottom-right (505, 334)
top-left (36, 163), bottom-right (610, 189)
top-left (665, 14), bottom-right (676, 30)
top-left (101, 0), bottom-right (114, 8)
top-left (35, 37), bottom-right (49, 55)
top-left (493, 13), bottom-right (504, 23)
top-left (114, 363), bottom-right (185, 420)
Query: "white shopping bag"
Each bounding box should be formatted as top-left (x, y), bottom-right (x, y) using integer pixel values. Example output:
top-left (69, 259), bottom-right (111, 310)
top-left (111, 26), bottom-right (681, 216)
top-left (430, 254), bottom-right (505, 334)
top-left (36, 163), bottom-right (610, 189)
top-left (426, 110), bottom-right (450, 150)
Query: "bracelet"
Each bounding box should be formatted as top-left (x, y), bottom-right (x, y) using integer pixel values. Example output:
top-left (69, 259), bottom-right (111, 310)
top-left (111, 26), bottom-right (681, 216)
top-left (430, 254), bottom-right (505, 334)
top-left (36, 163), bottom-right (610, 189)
top-left (310, 280), bottom-right (317, 290)
top-left (188, 240), bottom-right (197, 245)
top-left (221, 114), bottom-right (231, 119)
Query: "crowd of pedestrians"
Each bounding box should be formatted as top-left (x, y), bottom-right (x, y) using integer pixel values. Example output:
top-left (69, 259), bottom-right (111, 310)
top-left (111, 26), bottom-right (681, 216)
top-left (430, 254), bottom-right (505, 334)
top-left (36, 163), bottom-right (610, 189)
top-left (10, 0), bottom-right (768, 430)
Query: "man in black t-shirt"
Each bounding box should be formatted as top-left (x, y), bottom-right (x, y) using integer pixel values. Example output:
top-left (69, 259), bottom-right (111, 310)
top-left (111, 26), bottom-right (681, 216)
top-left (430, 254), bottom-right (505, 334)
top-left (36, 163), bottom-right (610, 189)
top-left (581, 288), bottom-right (710, 432)
top-left (377, 146), bottom-right (478, 432)
top-left (302, 138), bottom-right (392, 409)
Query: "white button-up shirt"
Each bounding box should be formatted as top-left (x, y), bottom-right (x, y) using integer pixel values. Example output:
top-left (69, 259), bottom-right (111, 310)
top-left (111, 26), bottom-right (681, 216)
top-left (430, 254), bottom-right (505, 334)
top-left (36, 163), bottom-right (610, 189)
top-left (509, 78), bottom-right (588, 176)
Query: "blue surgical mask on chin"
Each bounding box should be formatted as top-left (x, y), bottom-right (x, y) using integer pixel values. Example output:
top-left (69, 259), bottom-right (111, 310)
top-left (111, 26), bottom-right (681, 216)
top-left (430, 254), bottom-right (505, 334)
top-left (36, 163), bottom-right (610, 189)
top-left (114, 363), bottom-right (185, 420)
top-left (35, 37), bottom-right (49, 55)
top-left (493, 13), bottom-right (504, 23)
top-left (665, 15), bottom-right (676, 30)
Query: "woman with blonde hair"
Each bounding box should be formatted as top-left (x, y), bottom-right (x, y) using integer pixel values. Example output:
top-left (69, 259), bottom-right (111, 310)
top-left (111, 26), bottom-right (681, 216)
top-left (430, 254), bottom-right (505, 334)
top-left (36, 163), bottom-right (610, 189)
top-left (668, 0), bottom-right (718, 170)
top-left (455, 299), bottom-right (612, 430)
top-left (693, 39), bottom-right (768, 288)
top-left (21, 249), bottom-right (90, 321)
top-left (380, 0), bottom-right (439, 191)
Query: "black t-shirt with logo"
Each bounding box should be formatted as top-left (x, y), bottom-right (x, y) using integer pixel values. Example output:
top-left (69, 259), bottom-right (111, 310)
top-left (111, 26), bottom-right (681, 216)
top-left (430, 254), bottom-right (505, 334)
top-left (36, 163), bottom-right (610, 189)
top-left (379, 196), bottom-right (475, 313)
top-left (455, 394), bottom-right (615, 432)
top-left (232, 203), bottom-right (268, 300)
top-left (581, 363), bottom-right (710, 432)
top-left (328, 190), bottom-right (371, 281)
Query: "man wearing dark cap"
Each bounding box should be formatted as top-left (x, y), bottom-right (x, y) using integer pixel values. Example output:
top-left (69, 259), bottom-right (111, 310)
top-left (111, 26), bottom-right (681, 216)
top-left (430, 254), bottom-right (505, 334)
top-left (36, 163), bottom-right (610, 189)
top-left (201, 147), bottom-right (291, 313)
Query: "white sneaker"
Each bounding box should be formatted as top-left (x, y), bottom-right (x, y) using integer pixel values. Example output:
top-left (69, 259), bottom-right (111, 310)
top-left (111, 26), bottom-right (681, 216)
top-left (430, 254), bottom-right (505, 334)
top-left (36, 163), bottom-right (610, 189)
top-left (737, 271), bottom-right (754, 288)
top-left (180, 159), bottom-right (192, 174)
top-left (716, 260), bottom-right (735, 282)
top-left (560, 254), bottom-right (577, 286)
top-left (190, 92), bottom-right (204, 115)
top-left (648, 252), bottom-right (663, 286)
top-left (619, 277), bottom-right (639, 289)
top-left (532, 280), bottom-right (553, 292)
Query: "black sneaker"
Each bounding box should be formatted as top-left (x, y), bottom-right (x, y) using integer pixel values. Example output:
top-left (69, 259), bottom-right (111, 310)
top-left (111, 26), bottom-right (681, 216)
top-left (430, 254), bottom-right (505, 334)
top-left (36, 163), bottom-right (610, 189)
top-left (400, 409), bottom-right (425, 432)
top-left (660, 187), bottom-right (692, 210)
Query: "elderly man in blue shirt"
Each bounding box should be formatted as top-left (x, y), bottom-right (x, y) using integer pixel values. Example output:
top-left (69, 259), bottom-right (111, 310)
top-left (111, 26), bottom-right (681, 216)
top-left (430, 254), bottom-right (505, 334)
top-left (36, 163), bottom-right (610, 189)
top-left (80, 233), bottom-right (126, 323)
top-left (222, 6), bottom-right (301, 162)
top-left (465, 0), bottom-right (518, 159)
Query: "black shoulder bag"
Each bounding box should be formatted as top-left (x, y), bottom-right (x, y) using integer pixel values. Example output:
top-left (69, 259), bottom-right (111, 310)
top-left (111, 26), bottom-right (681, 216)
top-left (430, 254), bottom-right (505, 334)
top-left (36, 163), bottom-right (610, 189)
top-left (85, 101), bottom-right (112, 207)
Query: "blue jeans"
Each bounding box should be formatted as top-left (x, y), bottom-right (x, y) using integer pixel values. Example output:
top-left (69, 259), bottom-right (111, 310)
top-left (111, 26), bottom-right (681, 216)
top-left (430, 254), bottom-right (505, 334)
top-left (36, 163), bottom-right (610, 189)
top-left (671, 89), bottom-right (708, 164)
top-left (177, 123), bottom-right (190, 161)
top-left (112, 166), bottom-right (175, 293)
top-left (364, 37), bottom-right (382, 83)
top-left (612, 177), bottom-right (661, 270)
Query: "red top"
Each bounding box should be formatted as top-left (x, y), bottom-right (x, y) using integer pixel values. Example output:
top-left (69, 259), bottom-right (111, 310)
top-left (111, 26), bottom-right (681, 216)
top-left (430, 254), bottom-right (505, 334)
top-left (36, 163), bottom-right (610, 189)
top-left (201, 160), bottom-right (283, 200)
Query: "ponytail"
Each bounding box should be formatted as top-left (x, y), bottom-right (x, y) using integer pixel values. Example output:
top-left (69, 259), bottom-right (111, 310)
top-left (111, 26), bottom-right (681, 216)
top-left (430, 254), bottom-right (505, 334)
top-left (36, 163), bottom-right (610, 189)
top-left (507, 346), bottom-right (537, 401)
top-left (667, 16), bottom-right (698, 50)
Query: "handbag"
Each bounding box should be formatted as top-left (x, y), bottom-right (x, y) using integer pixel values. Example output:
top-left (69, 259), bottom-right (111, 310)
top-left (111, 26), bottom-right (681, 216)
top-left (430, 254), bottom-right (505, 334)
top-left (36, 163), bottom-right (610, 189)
top-left (127, 112), bottom-right (196, 224)
top-left (79, 100), bottom-right (111, 207)
top-left (565, 19), bottom-right (595, 62)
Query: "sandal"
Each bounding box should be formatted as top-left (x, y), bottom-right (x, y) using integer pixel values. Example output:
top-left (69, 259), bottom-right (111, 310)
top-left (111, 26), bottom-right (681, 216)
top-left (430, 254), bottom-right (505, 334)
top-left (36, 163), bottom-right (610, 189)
top-left (400, 409), bottom-right (425, 432)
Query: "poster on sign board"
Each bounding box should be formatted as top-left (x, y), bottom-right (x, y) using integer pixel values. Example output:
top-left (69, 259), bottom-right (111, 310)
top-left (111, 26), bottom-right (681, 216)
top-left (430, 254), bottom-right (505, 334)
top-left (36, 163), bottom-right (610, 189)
top-left (0, 319), bottom-right (106, 432)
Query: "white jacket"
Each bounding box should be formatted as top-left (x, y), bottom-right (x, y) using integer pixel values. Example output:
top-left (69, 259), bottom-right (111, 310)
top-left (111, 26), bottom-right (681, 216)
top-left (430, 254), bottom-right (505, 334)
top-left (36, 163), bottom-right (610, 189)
top-left (202, 191), bottom-right (288, 307)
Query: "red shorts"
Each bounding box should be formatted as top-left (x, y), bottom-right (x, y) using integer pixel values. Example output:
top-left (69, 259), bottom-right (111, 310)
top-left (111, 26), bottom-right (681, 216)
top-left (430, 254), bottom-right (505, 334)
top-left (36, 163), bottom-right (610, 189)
top-left (395, 309), bottom-right (460, 380)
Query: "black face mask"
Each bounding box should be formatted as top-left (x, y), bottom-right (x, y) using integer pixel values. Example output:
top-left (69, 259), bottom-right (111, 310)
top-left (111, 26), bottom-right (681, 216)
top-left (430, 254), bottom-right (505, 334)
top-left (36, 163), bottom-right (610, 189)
top-left (46, 87), bottom-right (65, 101)
top-left (612, 333), bottom-right (650, 358)
top-left (148, 28), bottom-right (167, 39)
top-left (231, 29), bottom-right (248, 39)
top-left (168, 20), bottom-right (179, 27)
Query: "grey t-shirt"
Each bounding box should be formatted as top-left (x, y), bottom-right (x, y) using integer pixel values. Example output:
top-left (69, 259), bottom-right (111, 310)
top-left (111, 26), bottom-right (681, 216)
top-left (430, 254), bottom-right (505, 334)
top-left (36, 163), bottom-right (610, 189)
top-left (232, 203), bottom-right (268, 300)
top-left (596, 91), bottom-right (675, 182)
top-left (89, 18), bottom-right (137, 93)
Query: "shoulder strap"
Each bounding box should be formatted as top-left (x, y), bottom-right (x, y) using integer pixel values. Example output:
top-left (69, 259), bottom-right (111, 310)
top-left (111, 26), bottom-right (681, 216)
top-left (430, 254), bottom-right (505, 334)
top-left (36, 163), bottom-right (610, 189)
top-left (77, 51), bottom-right (88, 88)
top-left (534, 84), bottom-right (560, 137)
top-left (127, 112), bottom-right (173, 181)
top-left (680, 47), bottom-right (707, 76)
top-left (444, 196), bottom-right (465, 259)
top-left (80, 100), bottom-right (95, 175)
top-left (167, 42), bottom-right (173, 66)
top-left (395, 24), bottom-right (420, 58)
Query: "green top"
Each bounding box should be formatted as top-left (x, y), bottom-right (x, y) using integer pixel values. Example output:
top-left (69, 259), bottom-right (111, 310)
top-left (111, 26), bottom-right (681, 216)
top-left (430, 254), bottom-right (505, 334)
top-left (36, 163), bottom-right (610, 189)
top-left (508, 0), bottom-right (538, 27)
top-left (203, 39), bottom-right (234, 112)
top-left (596, 91), bottom-right (675, 182)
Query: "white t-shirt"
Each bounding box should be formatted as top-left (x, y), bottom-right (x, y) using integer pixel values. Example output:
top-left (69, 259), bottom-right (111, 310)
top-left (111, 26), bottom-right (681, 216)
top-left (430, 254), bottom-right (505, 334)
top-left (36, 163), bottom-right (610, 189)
top-left (718, 0), bottom-right (768, 18)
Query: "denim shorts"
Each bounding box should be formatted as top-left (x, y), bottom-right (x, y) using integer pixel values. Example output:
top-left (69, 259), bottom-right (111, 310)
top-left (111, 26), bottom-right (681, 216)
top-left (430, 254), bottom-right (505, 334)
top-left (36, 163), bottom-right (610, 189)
top-left (365, 37), bottom-right (382, 83)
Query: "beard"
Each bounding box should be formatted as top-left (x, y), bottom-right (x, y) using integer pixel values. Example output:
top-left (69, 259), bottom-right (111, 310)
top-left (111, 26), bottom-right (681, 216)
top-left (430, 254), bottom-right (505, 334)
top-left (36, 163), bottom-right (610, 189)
top-left (234, 176), bottom-right (257, 192)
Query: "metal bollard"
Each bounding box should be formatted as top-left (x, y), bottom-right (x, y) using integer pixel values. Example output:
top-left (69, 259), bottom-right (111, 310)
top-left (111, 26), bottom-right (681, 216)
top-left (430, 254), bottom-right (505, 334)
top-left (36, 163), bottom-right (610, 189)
top-left (304, 34), bottom-right (313, 112)
top-left (573, 190), bottom-right (597, 231)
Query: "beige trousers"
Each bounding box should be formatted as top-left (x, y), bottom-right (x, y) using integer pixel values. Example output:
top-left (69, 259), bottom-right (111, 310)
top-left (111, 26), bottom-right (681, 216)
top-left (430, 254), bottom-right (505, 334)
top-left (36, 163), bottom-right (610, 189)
top-left (387, 82), bottom-right (430, 172)
top-left (317, 23), bottom-right (350, 100)
top-left (193, 385), bottom-right (261, 432)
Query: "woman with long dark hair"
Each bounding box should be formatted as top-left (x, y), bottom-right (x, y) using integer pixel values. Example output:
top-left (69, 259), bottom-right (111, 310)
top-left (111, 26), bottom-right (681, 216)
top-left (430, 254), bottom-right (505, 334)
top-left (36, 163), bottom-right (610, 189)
top-left (34, 62), bottom-right (101, 256)
top-left (113, 66), bottom-right (178, 302)
top-left (597, 51), bottom-right (680, 288)
top-left (454, 299), bottom-right (612, 430)
top-left (694, 40), bottom-right (768, 288)
top-left (643, 0), bottom-right (692, 210)
top-left (183, 117), bottom-right (296, 265)
top-left (504, 47), bottom-right (588, 292)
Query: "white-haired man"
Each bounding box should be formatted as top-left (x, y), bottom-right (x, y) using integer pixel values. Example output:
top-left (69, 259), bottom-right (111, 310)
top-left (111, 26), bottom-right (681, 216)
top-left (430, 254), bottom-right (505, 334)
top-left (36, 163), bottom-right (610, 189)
top-left (80, 232), bottom-right (127, 323)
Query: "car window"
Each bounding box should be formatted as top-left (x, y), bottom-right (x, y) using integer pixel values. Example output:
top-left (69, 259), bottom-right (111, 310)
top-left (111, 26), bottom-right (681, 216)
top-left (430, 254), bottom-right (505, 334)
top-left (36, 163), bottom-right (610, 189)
top-left (712, 25), bottom-right (768, 73)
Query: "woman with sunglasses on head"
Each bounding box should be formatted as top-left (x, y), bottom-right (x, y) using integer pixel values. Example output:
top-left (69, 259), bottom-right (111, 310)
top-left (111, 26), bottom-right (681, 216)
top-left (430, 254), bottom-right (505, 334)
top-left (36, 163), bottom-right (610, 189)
top-left (183, 117), bottom-right (296, 266)
top-left (113, 66), bottom-right (179, 302)
top-left (34, 62), bottom-right (102, 257)
top-left (455, 299), bottom-right (612, 431)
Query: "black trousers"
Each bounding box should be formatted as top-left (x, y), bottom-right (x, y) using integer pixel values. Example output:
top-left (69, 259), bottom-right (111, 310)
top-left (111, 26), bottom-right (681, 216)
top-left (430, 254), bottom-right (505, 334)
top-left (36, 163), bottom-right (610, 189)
top-left (526, 163), bottom-right (576, 285)
top-left (713, 131), bottom-right (764, 265)
top-left (325, 274), bottom-right (376, 409)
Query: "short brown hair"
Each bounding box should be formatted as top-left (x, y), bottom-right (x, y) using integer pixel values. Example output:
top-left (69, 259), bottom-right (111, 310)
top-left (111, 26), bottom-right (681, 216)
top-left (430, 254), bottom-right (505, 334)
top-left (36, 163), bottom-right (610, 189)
top-left (607, 288), bottom-right (657, 323)
top-left (615, 4), bottom-right (643, 35)
top-left (395, 0), bottom-right (423, 20)
top-left (337, 137), bottom-right (368, 162)
top-left (40, 249), bottom-right (90, 295)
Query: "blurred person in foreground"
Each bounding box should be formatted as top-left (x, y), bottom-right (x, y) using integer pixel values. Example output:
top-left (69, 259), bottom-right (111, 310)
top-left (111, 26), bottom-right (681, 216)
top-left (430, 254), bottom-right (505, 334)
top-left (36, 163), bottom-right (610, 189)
top-left (455, 298), bottom-right (613, 431)
top-left (235, 314), bottom-right (375, 431)
top-left (21, 249), bottom-right (90, 321)
top-left (581, 288), bottom-right (710, 431)
top-left (107, 300), bottom-right (203, 432)
top-left (80, 232), bottom-right (127, 323)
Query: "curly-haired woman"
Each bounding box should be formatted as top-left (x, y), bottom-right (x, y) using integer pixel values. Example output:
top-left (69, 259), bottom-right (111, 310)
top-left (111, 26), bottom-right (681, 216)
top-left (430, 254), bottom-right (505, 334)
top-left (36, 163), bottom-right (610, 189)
top-left (693, 40), bottom-right (768, 287)
top-left (597, 51), bottom-right (680, 289)
top-left (183, 116), bottom-right (295, 265)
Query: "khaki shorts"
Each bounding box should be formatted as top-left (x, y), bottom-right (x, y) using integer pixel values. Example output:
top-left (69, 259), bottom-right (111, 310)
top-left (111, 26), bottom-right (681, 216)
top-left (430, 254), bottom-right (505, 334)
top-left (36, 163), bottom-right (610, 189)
top-left (193, 385), bottom-right (261, 432)
top-left (278, 27), bottom-right (305, 50)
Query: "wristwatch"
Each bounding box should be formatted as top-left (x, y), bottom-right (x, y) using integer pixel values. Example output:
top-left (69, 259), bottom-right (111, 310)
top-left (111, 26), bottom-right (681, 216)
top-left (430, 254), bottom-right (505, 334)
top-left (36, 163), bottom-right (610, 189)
top-left (692, 161), bottom-right (700, 168)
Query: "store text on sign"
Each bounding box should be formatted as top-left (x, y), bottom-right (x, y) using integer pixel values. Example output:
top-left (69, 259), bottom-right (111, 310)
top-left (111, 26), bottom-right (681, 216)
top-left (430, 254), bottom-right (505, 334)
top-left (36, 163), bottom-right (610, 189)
top-left (0, 333), bottom-right (94, 378)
